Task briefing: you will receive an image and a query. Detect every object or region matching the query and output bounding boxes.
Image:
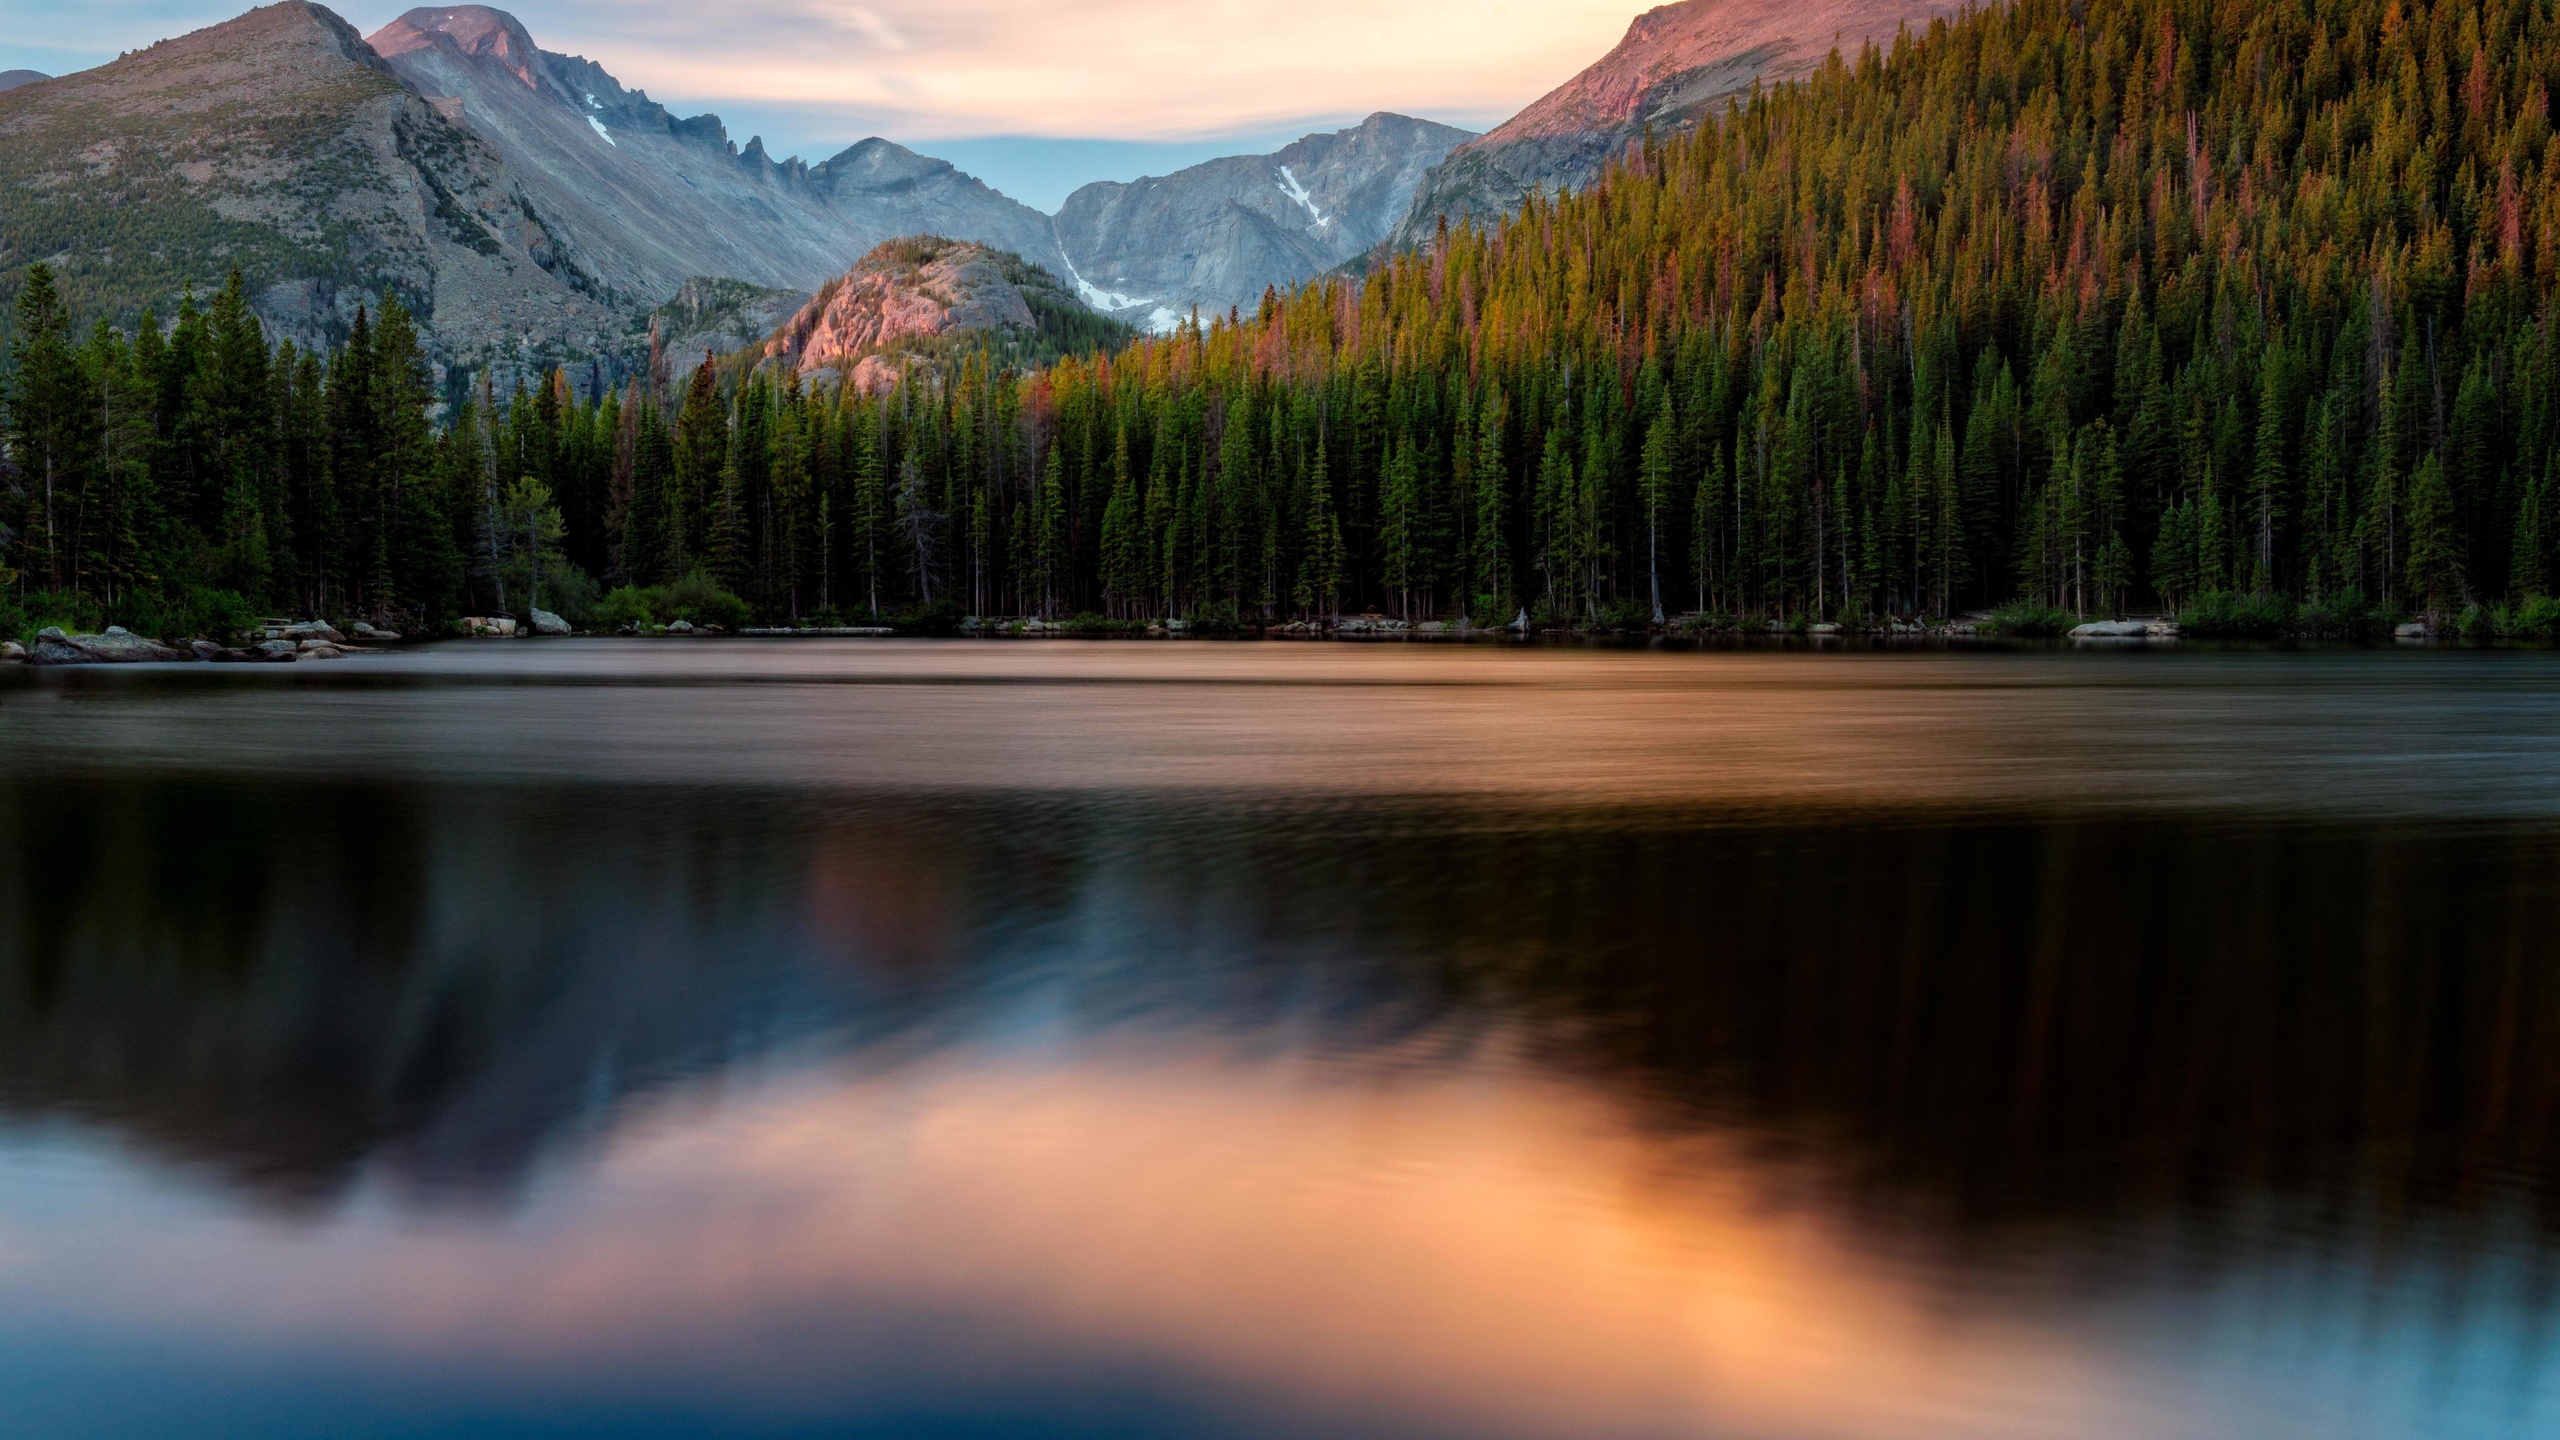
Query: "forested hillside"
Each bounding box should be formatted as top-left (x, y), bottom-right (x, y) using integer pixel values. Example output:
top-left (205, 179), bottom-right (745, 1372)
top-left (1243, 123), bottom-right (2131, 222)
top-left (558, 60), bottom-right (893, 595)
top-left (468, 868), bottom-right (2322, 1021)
top-left (9, 0), bottom-right (2560, 638)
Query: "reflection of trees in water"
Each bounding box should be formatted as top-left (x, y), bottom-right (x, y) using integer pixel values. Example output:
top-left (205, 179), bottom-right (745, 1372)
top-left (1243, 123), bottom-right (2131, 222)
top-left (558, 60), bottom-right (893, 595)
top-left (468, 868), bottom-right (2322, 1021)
top-left (4, 780), bottom-right (2559, 1270)
top-left (1295, 811), bottom-right (2560, 1251)
top-left (0, 781), bottom-right (985, 1207)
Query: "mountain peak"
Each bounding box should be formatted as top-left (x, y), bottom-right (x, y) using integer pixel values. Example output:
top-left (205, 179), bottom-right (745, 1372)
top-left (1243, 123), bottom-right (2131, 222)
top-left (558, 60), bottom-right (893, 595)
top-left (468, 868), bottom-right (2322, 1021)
top-left (371, 6), bottom-right (549, 92)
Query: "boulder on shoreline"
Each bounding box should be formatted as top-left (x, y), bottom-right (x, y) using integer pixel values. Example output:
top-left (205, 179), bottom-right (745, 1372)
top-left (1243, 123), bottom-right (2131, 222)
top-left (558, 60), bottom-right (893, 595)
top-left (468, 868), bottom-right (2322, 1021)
top-left (531, 608), bottom-right (572, 636)
top-left (28, 626), bottom-right (191, 665)
top-left (2069, 620), bottom-right (2149, 638)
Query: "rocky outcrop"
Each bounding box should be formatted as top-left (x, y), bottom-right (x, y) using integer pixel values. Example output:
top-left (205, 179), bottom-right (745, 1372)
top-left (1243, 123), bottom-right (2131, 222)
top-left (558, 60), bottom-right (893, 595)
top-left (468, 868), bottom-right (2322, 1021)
top-left (0, 2), bottom-right (625, 377)
top-left (1054, 114), bottom-right (1472, 329)
top-left (368, 7), bottom-right (1073, 307)
top-left (27, 626), bottom-right (192, 664)
top-left (1389, 0), bottom-right (1960, 248)
top-left (765, 239), bottom-right (1066, 378)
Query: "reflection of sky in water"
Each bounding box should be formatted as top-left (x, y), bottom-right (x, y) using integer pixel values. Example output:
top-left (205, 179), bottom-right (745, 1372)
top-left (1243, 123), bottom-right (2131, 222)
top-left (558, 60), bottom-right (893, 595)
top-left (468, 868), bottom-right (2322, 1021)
top-left (3, 1043), bottom-right (2554, 1439)
top-left (2, 643), bottom-right (2559, 1437)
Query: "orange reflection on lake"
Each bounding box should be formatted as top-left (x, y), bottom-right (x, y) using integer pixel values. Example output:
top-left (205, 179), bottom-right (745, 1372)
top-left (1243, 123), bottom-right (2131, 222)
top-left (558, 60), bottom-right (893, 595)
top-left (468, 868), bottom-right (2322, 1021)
top-left (9, 1039), bottom-right (2179, 1439)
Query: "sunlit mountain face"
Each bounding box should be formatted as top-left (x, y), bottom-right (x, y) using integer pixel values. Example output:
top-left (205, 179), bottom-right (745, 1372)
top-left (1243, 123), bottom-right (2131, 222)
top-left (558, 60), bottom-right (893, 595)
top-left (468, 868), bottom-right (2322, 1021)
top-left (4, 645), bottom-right (2559, 1438)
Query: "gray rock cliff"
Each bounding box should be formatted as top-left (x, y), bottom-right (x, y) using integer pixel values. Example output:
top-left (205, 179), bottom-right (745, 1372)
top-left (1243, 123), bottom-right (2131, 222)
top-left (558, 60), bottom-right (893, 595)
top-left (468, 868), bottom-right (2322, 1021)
top-left (368, 7), bottom-right (1073, 303)
top-left (1053, 113), bottom-right (1472, 329)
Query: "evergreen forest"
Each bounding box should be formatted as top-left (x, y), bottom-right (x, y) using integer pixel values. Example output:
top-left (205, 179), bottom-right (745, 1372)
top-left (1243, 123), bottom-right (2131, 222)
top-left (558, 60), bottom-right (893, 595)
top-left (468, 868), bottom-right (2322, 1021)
top-left (10, 0), bottom-right (2560, 640)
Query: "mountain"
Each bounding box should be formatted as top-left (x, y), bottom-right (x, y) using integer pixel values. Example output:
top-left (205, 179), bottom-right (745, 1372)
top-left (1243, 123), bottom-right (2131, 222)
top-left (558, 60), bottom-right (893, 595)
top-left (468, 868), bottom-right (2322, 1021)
top-left (0, 1), bottom-right (621, 372)
top-left (1053, 113), bottom-right (1471, 329)
top-left (3, 2), bottom-right (1473, 369)
top-left (1389, 0), bottom-right (1961, 249)
top-left (0, 70), bottom-right (47, 92)
top-left (763, 237), bottom-right (1130, 389)
top-left (367, 7), bottom-right (1071, 304)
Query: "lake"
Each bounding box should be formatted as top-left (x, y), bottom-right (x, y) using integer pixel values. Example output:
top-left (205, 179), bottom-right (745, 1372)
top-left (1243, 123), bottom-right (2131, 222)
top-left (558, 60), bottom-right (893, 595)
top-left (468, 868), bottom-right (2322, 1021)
top-left (3, 640), bottom-right (2558, 1439)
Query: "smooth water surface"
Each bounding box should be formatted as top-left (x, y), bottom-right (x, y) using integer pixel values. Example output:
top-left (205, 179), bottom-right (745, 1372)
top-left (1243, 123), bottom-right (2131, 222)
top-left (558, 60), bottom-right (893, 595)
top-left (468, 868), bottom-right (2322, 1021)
top-left (2, 641), bottom-right (2557, 1439)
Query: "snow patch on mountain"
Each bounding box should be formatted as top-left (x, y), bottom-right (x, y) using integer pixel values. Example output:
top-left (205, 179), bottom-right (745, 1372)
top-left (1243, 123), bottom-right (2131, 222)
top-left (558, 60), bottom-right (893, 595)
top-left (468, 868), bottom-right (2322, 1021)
top-left (1276, 165), bottom-right (1328, 227)
top-left (1059, 254), bottom-right (1148, 313)
top-left (585, 113), bottom-right (614, 145)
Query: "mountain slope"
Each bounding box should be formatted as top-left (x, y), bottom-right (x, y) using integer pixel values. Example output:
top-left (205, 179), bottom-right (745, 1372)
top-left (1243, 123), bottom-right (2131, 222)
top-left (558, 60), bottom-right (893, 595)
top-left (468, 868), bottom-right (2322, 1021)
top-left (0, 1), bottom-right (619, 370)
top-left (1390, 0), bottom-right (1961, 247)
top-left (647, 276), bottom-right (810, 373)
top-left (1054, 113), bottom-right (1471, 328)
top-left (368, 6), bottom-right (1071, 302)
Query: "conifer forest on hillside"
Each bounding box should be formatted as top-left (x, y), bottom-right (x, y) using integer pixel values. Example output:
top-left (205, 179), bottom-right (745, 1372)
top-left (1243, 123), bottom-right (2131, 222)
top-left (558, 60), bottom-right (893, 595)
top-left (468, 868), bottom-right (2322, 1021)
top-left (9, 0), bottom-right (2560, 642)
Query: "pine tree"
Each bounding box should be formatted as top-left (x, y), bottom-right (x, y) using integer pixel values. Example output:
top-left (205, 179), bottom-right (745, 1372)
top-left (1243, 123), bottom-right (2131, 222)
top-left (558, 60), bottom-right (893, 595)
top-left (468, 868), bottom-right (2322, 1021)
top-left (2406, 453), bottom-right (2463, 613)
top-left (850, 406), bottom-right (887, 617)
top-left (895, 453), bottom-right (940, 605)
top-left (1100, 427), bottom-right (1143, 616)
top-left (1034, 444), bottom-right (1069, 617)
top-left (1295, 441), bottom-right (1341, 620)
top-left (1640, 410), bottom-right (1674, 622)
top-left (6, 263), bottom-right (83, 596)
top-left (1380, 434), bottom-right (1420, 618)
top-left (1473, 391), bottom-right (1508, 617)
top-left (669, 358), bottom-right (724, 582)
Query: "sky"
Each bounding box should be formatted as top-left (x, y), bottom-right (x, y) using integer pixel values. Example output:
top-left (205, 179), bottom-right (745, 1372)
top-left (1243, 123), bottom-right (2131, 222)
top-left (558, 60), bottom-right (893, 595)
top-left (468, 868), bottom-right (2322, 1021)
top-left (0, 0), bottom-right (1647, 210)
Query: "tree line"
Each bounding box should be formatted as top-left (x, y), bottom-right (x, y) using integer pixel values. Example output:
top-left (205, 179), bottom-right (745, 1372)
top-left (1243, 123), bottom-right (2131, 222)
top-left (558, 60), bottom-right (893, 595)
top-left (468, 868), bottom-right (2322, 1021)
top-left (8, 0), bottom-right (2560, 638)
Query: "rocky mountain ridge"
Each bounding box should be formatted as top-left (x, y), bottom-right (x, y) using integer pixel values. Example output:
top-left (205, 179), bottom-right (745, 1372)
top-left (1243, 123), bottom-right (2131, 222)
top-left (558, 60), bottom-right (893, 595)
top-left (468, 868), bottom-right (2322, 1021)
top-left (367, 6), bottom-right (1071, 304)
top-left (7, 1), bottom-right (1619, 374)
top-left (1054, 112), bottom-right (1472, 329)
top-left (1389, 0), bottom-right (1962, 248)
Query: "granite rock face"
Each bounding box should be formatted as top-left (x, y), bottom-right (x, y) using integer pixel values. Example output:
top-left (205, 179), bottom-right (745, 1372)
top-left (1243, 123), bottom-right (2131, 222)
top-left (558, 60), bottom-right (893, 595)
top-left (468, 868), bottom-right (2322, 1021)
top-left (1055, 114), bottom-right (1473, 330)
top-left (1389, 0), bottom-right (1962, 249)
top-left (765, 239), bottom-right (1056, 380)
